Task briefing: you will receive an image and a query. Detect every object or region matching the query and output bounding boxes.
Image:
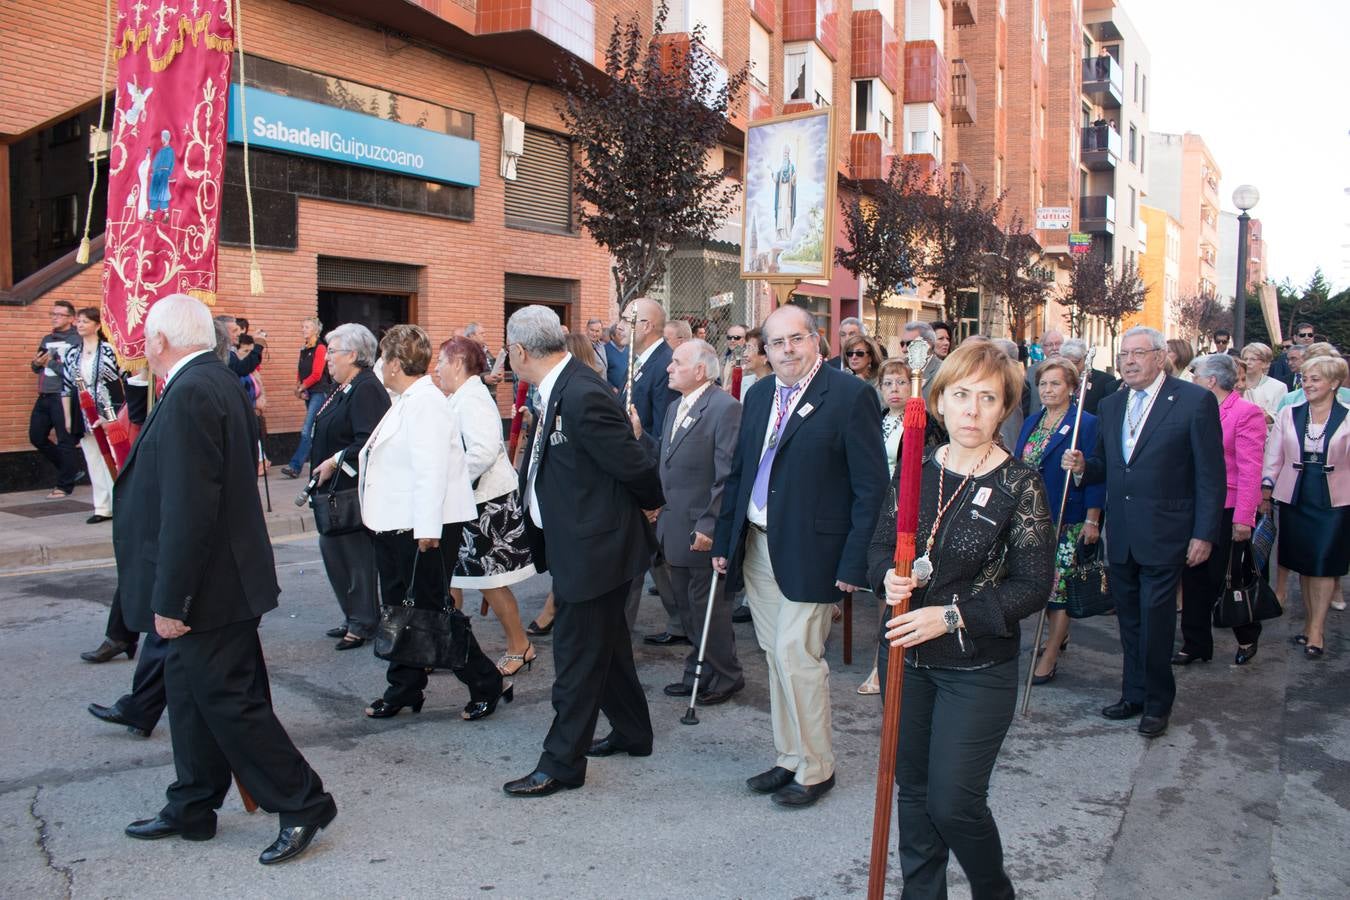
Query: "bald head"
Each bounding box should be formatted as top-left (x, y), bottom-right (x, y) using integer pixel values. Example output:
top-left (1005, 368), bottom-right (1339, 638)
top-left (623, 297), bottom-right (667, 352)
top-left (762, 304), bottom-right (820, 385)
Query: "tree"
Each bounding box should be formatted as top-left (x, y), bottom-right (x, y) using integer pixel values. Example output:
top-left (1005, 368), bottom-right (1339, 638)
top-left (835, 159), bottom-right (928, 334)
top-left (1078, 260), bottom-right (1147, 346)
top-left (558, 6), bottom-right (747, 308)
top-left (981, 216), bottom-right (1052, 341)
top-left (917, 176), bottom-right (1004, 325)
top-left (1061, 250), bottom-right (1108, 337)
top-left (1172, 293), bottom-right (1231, 345)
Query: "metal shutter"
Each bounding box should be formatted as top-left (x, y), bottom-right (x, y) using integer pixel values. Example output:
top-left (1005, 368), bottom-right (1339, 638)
top-left (504, 128), bottom-right (573, 232)
top-left (317, 257), bottom-right (421, 292)
top-left (504, 274), bottom-right (577, 304)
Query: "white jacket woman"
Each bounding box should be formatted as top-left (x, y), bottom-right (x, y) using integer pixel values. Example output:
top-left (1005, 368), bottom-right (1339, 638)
top-left (449, 373), bottom-right (518, 504)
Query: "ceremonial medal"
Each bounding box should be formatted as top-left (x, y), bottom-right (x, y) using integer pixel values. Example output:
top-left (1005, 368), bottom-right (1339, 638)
top-left (912, 555), bottom-right (933, 585)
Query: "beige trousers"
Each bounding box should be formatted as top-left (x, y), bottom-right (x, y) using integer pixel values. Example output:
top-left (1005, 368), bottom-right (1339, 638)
top-left (742, 528), bottom-right (835, 786)
top-left (78, 433), bottom-right (114, 516)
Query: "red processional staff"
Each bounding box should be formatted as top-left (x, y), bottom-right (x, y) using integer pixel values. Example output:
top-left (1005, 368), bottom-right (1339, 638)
top-left (867, 339), bottom-right (931, 899)
top-left (507, 380), bottom-right (530, 461)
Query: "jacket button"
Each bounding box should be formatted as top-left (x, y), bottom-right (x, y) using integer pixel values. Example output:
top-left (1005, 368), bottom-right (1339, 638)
top-left (1124, 495), bottom-right (1130, 501)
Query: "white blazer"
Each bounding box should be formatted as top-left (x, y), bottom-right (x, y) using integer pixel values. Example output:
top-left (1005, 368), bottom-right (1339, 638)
top-left (446, 374), bottom-right (518, 504)
top-left (359, 376), bottom-right (477, 538)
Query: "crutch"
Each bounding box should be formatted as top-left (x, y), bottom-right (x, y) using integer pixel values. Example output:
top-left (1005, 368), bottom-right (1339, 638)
top-left (680, 572), bottom-right (723, 725)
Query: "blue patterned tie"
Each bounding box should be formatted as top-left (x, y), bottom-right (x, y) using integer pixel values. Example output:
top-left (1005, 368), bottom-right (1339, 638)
top-left (1123, 389), bottom-right (1147, 460)
top-left (750, 385), bottom-right (796, 508)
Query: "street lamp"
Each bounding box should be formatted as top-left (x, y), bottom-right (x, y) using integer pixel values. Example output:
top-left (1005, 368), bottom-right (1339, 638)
top-left (1232, 184), bottom-right (1260, 349)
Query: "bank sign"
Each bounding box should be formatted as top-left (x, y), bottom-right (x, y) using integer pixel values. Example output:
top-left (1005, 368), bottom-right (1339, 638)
top-left (227, 85), bottom-right (480, 188)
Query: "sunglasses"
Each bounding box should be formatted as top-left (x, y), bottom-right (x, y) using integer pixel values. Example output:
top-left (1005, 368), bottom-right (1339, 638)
top-left (1297, 332), bottom-right (1314, 338)
top-left (846, 350), bottom-right (869, 358)
top-left (727, 335), bottom-right (745, 341)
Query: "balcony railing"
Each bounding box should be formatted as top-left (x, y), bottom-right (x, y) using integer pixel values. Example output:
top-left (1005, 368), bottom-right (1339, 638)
top-left (953, 0), bottom-right (977, 27)
top-left (1080, 194), bottom-right (1116, 234)
top-left (1081, 123), bottom-right (1120, 170)
top-left (1081, 55), bottom-right (1123, 109)
top-left (951, 58), bottom-right (975, 125)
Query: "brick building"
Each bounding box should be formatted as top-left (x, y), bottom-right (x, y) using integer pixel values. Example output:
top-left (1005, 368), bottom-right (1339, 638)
top-left (1135, 203), bottom-right (1180, 336)
top-left (1147, 131), bottom-right (1223, 302)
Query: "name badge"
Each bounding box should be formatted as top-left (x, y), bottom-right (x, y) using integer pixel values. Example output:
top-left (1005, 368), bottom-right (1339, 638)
top-left (1059, 424), bottom-right (1071, 436)
top-left (797, 402), bottom-right (814, 418)
top-left (634, 371), bottom-right (645, 383)
top-left (973, 487), bottom-right (992, 507)
top-left (550, 432), bottom-right (567, 446)
top-left (682, 415), bottom-right (695, 430)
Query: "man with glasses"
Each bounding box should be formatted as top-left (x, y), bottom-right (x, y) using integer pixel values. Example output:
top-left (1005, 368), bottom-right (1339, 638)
top-left (1212, 328), bottom-right (1237, 356)
top-left (720, 324), bottom-right (748, 394)
top-left (712, 305), bottom-right (887, 807)
top-left (30, 300), bottom-right (84, 498)
top-left (1024, 329), bottom-right (1065, 418)
top-left (1271, 323), bottom-right (1316, 388)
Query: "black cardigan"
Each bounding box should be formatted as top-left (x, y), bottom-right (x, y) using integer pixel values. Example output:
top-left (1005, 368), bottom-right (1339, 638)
top-left (868, 451), bottom-right (1055, 670)
top-left (308, 368), bottom-right (390, 489)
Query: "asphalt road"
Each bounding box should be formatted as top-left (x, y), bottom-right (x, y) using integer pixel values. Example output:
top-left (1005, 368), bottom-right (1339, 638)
top-left (2, 535), bottom-right (1346, 899)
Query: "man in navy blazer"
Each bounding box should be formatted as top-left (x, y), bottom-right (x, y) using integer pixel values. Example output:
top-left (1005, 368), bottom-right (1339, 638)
top-left (1065, 325), bottom-right (1224, 739)
top-left (713, 305), bottom-right (887, 807)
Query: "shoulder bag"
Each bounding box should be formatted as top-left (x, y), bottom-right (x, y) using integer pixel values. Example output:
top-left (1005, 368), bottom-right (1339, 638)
top-left (311, 450), bottom-right (364, 536)
top-left (374, 547), bottom-right (472, 671)
top-left (1064, 537), bottom-right (1114, 619)
top-left (1212, 539), bottom-right (1283, 629)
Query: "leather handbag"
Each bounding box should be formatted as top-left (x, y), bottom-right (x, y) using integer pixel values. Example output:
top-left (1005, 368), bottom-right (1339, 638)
top-left (1212, 539), bottom-right (1283, 629)
top-left (311, 451), bottom-right (364, 536)
top-left (1251, 513), bottom-right (1276, 574)
top-left (374, 547), bottom-right (472, 671)
top-left (1063, 537), bottom-right (1113, 619)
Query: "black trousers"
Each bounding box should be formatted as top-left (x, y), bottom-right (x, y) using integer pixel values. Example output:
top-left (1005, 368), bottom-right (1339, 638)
top-left (890, 659), bottom-right (1018, 900)
top-left (29, 394), bottom-right (81, 492)
top-left (104, 587), bottom-right (139, 646)
top-left (1179, 508), bottom-right (1261, 656)
top-left (372, 526), bottom-right (502, 706)
top-left (162, 618), bottom-right (334, 831)
top-left (116, 631), bottom-right (169, 733)
top-left (539, 578), bottom-right (653, 786)
top-left (669, 564), bottom-right (743, 693)
top-left (1108, 554), bottom-right (1183, 716)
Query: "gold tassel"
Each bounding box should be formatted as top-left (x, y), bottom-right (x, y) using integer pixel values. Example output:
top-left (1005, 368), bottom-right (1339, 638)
top-left (250, 254), bottom-right (264, 294)
top-left (76, 237), bottom-right (91, 264)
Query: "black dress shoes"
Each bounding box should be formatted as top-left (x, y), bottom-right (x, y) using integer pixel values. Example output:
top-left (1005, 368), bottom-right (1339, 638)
top-left (731, 606), bottom-right (753, 623)
top-left (1101, 699), bottom-right (1144, 720)
top-left (325, 626), bottom-right (348, 638)
top-left (1170, 650), bottom-right (1211, 666)
top-left (663, 682), bottom-right (694, 697)
top-left (125, 816), bottom-right (214, 841)
top-left (772, 774), bottom-right (836, 808)
top-left (696, 683), bottom-right (745, 706)
top-left (88, 703), bottom-right (152, 737)
top-left (644, 631), bottom-right (691, 646)
top-left (259, 823), bottom-right (326, 865)
top-left (586, 734), bottom-right (653, 757)
top-left (503, 770), bottom-right (582, 797)
top-left (335, 636), bottom-right (366, 651)
top-left (747, 766), bottom-right (796, 794)
top-left (81, 639), bottom-right (136, 663)
top-left (1235, 642), bottom-right (1259, 665)
top-left (1138, 714), bottom-right (1170, 738)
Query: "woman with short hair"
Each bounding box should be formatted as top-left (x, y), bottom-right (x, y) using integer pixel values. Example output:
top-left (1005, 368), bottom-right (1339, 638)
top-left (1240, 342), bottom-right (1288, 427)
top-left (1165, 338), bottom-right (1195, 381)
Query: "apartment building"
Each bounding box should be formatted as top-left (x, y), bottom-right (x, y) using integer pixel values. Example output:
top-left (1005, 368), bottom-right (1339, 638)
top-left (1147, 131), bottom-right (1223, 300)
top-left (1218, 210), bottom-right (1269, 304)
top-left (1135, 204), bottom-right (1181, 336)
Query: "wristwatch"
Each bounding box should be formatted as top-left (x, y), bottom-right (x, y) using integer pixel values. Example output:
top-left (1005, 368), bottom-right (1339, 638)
top-left (942, 602), bottom-right (961, 634)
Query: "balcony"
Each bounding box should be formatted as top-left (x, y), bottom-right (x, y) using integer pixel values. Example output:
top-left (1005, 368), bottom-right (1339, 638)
top-left (784, 0), bottom-right (840, 60)
top-left (848, 132), bottom-right (894, 185)
top-left (951, 58), bottom-right (975, 125)
top-left (950, 160), bottom-right (972, 193)
top-left (952, 0), bottom-right (977, 27)
top-left (749, 84), bottom-right (773, 121)
top-left (851, 10), bottom-right (900, 92)
top-left (904, 41), bottom-right (949, 116)
top-left (1081, 55), bottom-right (1123, 109)
top-left (653, 34), bottom-right (729, 112)
top-left (476, 0), bottom-right (596, 62)
top-left (1080, 194), bottom-right (1116, 235)
top-left (1081, 123), bottom-right (1120, 170)
top-left (751, 0), bottom-right (774, 28)
top-left (903, 153), bottom-right (940, 182)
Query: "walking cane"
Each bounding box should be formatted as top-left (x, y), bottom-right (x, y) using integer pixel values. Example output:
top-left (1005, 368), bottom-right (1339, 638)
top-left (680, 572), bottom-right (723, 725)
top-left (257, 412), bottom-right (272, 513)
top-left (867, 341), bottom-right (930, 900)
top-left (1021, 347), bottom-right (1096, 717)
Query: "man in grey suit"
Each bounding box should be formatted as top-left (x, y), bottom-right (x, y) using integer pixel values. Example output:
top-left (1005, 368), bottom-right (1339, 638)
top-left (646, 340), bottom-right (746, 703)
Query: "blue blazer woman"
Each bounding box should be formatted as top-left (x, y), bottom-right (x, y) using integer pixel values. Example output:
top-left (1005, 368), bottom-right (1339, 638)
top-left (1015, 405), bottom-right (1105, 527)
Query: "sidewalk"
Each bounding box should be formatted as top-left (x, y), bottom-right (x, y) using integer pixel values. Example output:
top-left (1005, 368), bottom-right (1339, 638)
top-left (0, 476), bottom-right (313, 570)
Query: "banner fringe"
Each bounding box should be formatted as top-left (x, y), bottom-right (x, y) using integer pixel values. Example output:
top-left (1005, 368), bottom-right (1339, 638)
top-left (187, 289), bottom-right (217, 305)
top-left (114, 16), bottom-right (234, 70)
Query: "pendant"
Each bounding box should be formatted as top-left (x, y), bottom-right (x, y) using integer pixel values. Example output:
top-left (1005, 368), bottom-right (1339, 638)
top-left (1305, 451), bottom-right (1323, 466)
top-left (767, 431), bottom-right (778, 449)
top-left (912, 555), bottom-right (933, 585)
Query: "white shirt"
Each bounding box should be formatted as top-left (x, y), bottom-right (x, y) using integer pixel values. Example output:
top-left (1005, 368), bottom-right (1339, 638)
top-left (526, 353), bottom-right (573, 527)
top-left (1122, 370), bottom-right (1167, 462)
top-left (634, 338), bottom-right (665, 376)
top-left (747, 365), bottom-right (818, 527)
top-left (164, 349), bottom-right (212, 387)
top-left (671, 381), bottom-right (712, 442)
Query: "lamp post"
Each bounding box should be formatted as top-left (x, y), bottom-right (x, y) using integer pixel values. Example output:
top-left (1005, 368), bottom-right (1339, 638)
top-left (1232, 184), bottom-right (1260, 349)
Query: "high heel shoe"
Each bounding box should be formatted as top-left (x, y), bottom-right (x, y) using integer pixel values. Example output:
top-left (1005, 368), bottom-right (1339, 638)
top-left (526, 619), bottom-right (554, 637)
top-left (463, 684), bottom-right (514, 721)
top-left (365, 696), bottom-right (424, 718)
top-left (81, 640), bottom-right (137, 663)
top-left (1235, 642), bottom-right (1258, 665)
top-left (496, 644), bottom-right (536, 676)
top-left (1036, 637), bottom-right (1069, 659)
top-left (1170, 650), bottom-right (1211, 665)
top-left (1031, 664), bottom-right (1058, 685)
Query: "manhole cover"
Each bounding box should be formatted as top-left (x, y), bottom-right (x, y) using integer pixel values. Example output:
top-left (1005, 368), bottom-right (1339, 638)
top-left (1, 499), bottom-right (93, 518)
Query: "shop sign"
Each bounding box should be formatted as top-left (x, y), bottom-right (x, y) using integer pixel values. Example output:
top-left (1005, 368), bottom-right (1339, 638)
top-left (1069, 233), bottom-right (1093, 253)
top-left (1035, 206), bottom-right (1071, 230)
top-left (228, 85), bottom-right (480, 187)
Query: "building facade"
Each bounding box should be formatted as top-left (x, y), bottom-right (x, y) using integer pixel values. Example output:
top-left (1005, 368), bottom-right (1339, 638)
top-left (1147, 131), bottom-right (1222, 301)
top-left (1218, 210), bottom-right (1269, 305)
top-left (1135, 203), bottom-right (1180, 336)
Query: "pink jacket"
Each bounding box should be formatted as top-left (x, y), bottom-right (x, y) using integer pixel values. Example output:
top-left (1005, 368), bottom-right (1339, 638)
top-left (1220, 391), bottom-right (1266, 526)
top-left (1263, 402), bottom-right (1350, 508)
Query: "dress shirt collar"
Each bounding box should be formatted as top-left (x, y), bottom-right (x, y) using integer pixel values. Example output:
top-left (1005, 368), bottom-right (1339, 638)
top-left (164, 349), bottom-right (212, 387)
top-left (679, 380), bottom-right (712, 410)
top-left (535, 353), bottom-right (573, 412)
top-left (636, 338), bottom-right (665, 371)
top-left (1130, 370), bottom-right (1166, 401)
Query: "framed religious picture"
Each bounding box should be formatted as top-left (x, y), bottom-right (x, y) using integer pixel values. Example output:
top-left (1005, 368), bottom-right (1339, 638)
top-left (739, 108), bottom-right (836, 281)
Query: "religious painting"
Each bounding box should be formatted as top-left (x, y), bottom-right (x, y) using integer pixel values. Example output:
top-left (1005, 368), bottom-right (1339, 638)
top-left (740, 109), bottom-right (836, 281)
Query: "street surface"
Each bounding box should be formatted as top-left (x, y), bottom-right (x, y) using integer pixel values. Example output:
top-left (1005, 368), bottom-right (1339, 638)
top-left (2, 534), bottom-right (1347, 898)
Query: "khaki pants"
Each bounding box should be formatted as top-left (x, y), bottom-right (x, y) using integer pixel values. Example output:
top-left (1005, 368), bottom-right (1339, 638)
top-left (742, 528), bottom-right (835, 786)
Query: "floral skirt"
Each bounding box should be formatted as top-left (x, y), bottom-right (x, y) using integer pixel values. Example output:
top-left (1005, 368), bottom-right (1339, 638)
top-left (453, 492), bottom-right (537, 589)
top-left (1048, 522), bottom-right (1086, 609)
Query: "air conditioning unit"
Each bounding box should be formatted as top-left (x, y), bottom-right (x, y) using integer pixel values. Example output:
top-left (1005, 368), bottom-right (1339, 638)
top-left (501, 113), bottom-right (524, 180)
top-left (88, 126), bottom-right (110, 161)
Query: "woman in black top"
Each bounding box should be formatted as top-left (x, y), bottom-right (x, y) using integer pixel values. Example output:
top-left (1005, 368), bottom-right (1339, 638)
top-left (868, 341), bottom-right (1054, 900)
top-left (310, 323), bottom-right (390, 649)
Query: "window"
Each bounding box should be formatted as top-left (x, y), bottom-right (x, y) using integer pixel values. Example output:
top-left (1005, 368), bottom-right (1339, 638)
top-left (852, 79), bottom-right (894, 140)
top-left (1039, 105), bottom-right (1046, 138)
top-left (749, 20), bottom-right (770, 91)
top-left (1129, 187), bottom-right (1137, 228)
top-left (1133, 63), bottom-right (1139, 101)
top-left (995, 157), bottom-right (1003, 192)
top-left (664, 0), bottom-right (724, 58)
top-left (1141, 74), bottom-right (1147, 112)
top-left (853, 81), bottom-right (871, 132)
top-left (504, 127), bottom-right (573, 232)
top-left (784, 42), bottom-right (832, 107)
top-left (1139, 141), bottom-right (1145, 174)
top-left (1128, 124), bottom-right (1137, 164)
top-left (786, 48), bottom-right (807, 101)
top-left (50, 195), bottom-right (79, 243)
top-left (723, 149), bottom-right (743, 180)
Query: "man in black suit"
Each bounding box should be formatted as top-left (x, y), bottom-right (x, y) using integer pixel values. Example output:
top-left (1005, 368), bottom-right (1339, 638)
top-left (1064, 325), bottom-right (1224, 739)
top-left (115, 295), bottom-right (335, 863)
top-left (713, 305), bottom-right (888, 807)
top-left (503, 305), bottom-right (664, 797)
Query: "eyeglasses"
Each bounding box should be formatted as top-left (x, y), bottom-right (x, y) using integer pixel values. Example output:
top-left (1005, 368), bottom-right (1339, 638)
top-left (1297, 331), bottom-right (1314, 338)
top-left (846, 350), bottom-right (869, 358)
top-left (899, 340), bottom-right (913, 348)
top-left (765, 333), bottom-right (814, 352)
top-left (1117, 348), bottom-right (1160, 361)
top-left (880, 378), bottom-right (909, 389)
top-left (727, 335), bottom-right (745, 341)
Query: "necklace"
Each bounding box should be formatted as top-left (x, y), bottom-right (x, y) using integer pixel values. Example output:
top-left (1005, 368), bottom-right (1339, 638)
top-left (912, 442), bottom-right (997, 586)
top-left (1126, 387), bottom-right (1159, 438)
top-left (1306, 406), bottom-right (1330, 444)
top-left (882, 413), bottom-right (903, 442)
top-left (767, 355), bottom-right (823, 449)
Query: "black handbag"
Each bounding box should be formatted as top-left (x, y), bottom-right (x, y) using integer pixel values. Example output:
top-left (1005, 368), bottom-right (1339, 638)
top-left (373, 547), bottom-right (472, 671)
top-left (1064, 538), bottom-right (1114, 619)
top-left (1212, 540), bottom-right (1283, 629)
top-left (311, 451), bottom-right (364, 536)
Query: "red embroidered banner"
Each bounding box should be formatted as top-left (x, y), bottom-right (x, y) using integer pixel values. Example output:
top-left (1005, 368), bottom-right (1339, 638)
top-left (102, 0), bottom-right (234, 366)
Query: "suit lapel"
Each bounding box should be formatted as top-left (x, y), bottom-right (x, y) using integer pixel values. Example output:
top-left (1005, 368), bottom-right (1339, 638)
top-left (536, 361), bottom-right (579, 478)
top-left (117, 353), bottom-right (211, 478)
top-left (1039, 406), bottom-right (1075, 460)
top-left (665, 386), bottom-right (714, 460)
top-left (775, 369), bottom-right (830, 452)
top-left (1129, 377), bottom-right (1180, 460)
top-left (1324, 399), bottom-right (1347, 444)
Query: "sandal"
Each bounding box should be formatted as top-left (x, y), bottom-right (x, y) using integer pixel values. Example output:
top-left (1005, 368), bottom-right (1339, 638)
top-left (497, 644), bottom-right (537, 676)
top-left (1292, 634), bottom-right (1309, 646)
top-left (1305, 645), bottom-right (1325, 660)
top-left (45, 488), bottom-right (68, 500)
top-left (857, 668), bottom-right (880, 695)
top-left (526, 618), bottom-right (554, 637)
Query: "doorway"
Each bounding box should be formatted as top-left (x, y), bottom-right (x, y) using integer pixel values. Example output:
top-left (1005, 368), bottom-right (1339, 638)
top-left (318, 291), bottom-right (410, 343)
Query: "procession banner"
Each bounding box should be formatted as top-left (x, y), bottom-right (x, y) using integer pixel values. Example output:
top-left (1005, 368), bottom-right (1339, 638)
top-left (102, 0), bottom-right (234, 367)
top-left (740, 109), bottom-right (836, 281)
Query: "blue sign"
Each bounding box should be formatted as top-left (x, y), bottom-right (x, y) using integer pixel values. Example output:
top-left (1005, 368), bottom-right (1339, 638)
top-left (227, 85), bottom-right (479, 188)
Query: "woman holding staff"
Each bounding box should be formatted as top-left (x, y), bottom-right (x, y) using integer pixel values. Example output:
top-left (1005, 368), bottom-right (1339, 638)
top-left (867, 341), bottom-right (1054, 900)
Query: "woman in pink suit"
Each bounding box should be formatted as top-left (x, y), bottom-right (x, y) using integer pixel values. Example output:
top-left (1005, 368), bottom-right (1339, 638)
top-left (1176, 354), bottom-right (1268, 666)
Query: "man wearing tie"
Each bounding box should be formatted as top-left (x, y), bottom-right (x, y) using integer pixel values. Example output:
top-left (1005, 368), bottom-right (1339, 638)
top-left (713, 305), bottom-right (887, 807)
top-left (502, 306), bottom-right (664, 797)
top-left (1064, 326), bottom-right (1224, 739)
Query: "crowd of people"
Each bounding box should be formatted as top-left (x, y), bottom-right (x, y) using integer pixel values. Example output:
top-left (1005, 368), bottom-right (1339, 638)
top-left (28, 292), bottom-right (1347, 888)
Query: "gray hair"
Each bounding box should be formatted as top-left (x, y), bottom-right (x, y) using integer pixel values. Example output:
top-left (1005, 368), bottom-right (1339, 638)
top-left (212, 314), bottom-right (236, 326)
top-left (1192, 353), bottom-right (1238, 391)
top-left (507, 305), bottom-right (567, 356)
top-left (1059, 338), bottom-right (1088, 362)
top-left (326, 323), bottom-right (378, 367)
top-left (302, 315), bottom-right (323, 334)
top-left (586, 317), bottom-right (604, 328)
top-left (993, 338), bottom-right (1019, 361)
top-left (682, 339), bottom-right (721, 380)
top-left (213, 321), bottom-right (231, 362)
top-left (462, 321), bottom-right (483, 339)
top-left (145, 293), bottom-right (216, 350)
top-left (902, 321), bottom-right (936, 348)
top-left (1121, 325), bottom-right (1166, 351)
top-left (840, 316), bottom-right (867, 336)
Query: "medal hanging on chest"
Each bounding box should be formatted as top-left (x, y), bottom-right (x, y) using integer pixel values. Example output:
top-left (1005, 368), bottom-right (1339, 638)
top-left (912, 443), bottom-right (996, 586)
